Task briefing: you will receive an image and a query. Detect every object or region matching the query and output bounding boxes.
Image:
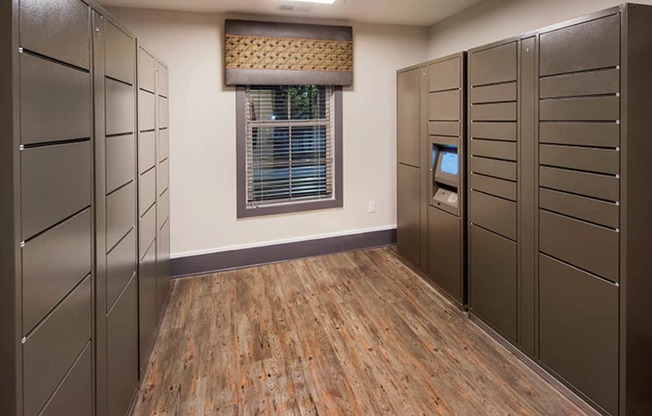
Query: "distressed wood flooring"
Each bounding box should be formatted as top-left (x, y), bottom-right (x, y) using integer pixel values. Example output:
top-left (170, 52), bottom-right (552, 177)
top-left (133, 247), bottom-right (586, 416)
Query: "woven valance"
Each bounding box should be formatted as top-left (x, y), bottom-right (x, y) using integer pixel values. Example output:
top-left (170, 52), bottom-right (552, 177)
top-left (224, 19), bottom-right (353, 86)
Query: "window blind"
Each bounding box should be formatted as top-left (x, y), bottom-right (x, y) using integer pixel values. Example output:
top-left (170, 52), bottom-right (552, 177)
top-left (245, 85), bottom-right (335, 208)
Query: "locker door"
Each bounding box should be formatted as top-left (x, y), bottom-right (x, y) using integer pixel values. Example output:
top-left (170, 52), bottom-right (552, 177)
top-left (18, 1), bottom-right (94, 415)
top-left (156, 63), bottom-right (171, 314)
top-left (468, 41), bottom-right (519, 339)
top-left (397, 164), bottom-right (420, 268)
top-left (397, 68), bottom-right (421, 167)
top-left (94, 13), bottom-right (139, 416)
top-left (137, 46), bottom-right (158, 374)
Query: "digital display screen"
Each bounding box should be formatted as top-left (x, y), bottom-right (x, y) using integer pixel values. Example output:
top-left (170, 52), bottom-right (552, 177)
top-left (440, 152), bottom-right (458, 176)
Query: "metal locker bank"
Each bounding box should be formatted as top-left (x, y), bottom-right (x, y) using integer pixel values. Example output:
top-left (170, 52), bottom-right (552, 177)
top-left (397, 52), bottom-right (468, 308)
top-left (0, 1), bottom-right (171, 415)
top-left (467, 5), bottom-right (652, 415)
top-left (397, 3), bottom-right (652, 415)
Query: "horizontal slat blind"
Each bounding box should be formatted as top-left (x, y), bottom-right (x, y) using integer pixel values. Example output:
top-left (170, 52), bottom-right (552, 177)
top-left (245, 85), bottom-right (334, 207)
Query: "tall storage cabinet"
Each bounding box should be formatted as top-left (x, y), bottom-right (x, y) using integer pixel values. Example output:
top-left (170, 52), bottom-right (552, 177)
top-left (93, 12), bottom-right (140, 416)
top-left (156, 58), bottom-right (172, 324)
top-left (395, 4), bottom-right (652, 414)
top-left (1, 1), bottom-right (95, 415)
top-left (426, 53), bottom-right (467, 305)
top-left (397, 53), bottom-right (468, 307)
top-left (466, 5), bottom-right (652, 415)
top-left (536, 7), bottom-right (652, 415)
top-left (137, 46), bottom-right (158, 373)
top-left (0, 1), bottom-right (171, 415)
top-left (467, 39), bottom-right (522, 344)
top-left (137, 45), bottom-right (171, 375)
top-left (396, 66), bottom-right (423, 270)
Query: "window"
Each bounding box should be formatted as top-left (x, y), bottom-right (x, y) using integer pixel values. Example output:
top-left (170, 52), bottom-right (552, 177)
top-left (237, 85), bottom-right (343, 218)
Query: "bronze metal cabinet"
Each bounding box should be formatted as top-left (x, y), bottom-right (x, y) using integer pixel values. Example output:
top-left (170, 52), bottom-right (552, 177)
top-left (137, 46), bottom-right (159, 375)
top-left (106, 181), bottom-right (137, 251)
top-left (139, 168), bottom-right (157, 217)
top-left (158, 220), bottom-right (172, 317)
top-left (156, 59), bottom-right (172, 320)
top-left (39, 344), bottom-right (93, 416)
top-left (139, 130), bottom-right (157, 173)
top-left (93, 12), bottom-right (139, 416)
top-left (537, 6), bottom-right (628, 415)
top-left (397, 67), bottom-right (422, 168)
top-left (396, 66), bottom-right (424, 269)
top-left (138, 89), bottom-right (156, 131)
top-left (539, 12), bottom-right (620, 77)
top-left (106, 229), bottom-right (138, 315)
top-left (106, 133), bottom-right (136, 193)
top-left (19, 53), bottom-right (92, 144)
top-left (22, 210), bottom-right (92, 335)
top-left (19, 0), bottom-right (91, 70)
top-left (137, 45), bottom-right (172, 376)
top-left (21, 141), bottom-right (92, 240)
top-left (467, 38), bottom-right (522, 343)
top-left (397, 53), bottom-right (468, 306)
top-left (539, 254), bottom-right (619, 415)
top-left (23, 276), bottom-right (92, 416)
top-left (138, 239), bottom-right (158, 367)
top-left (397, 163), bottom-right (421, 268)
top-left (466, 5), bottom-right (652, 415)
top-left (428, 206), bottom-right (462, 300)
top-left (469, 225), bottom-right (517, 340)
top-left (1, 2), bottom-right (171, 415)
top-left (1, 1), bottom-right (95, 415)
top-left (425, 53), bottom-right (467, 306)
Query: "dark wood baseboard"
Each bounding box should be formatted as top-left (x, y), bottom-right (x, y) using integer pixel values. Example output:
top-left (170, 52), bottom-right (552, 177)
top-left (171, 228), bottom-right (397, 278)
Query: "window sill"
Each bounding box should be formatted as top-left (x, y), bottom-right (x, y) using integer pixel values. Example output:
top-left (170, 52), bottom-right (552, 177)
top-left (237, 198), bottom-right (342, 218)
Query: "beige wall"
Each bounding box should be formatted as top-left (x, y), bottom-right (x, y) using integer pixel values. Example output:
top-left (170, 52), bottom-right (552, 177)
top-left (109, 7), bottom-right (429, 258)
top-left (428, 0), bottom-right (652, 59)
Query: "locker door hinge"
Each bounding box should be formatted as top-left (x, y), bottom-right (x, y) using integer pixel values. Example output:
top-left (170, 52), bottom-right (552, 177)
top-left (18, 47), bottom-right (23, 54)
top-left (21, 337), bottom-right (27, 344)
top-left (19, 145), bottom-right (24, 151)
top-left (20, 241), bottom-right (25, 248)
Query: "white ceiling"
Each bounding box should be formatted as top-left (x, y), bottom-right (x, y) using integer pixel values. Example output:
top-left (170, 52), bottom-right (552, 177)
top-left (99, 0), bottom-right (484, 27)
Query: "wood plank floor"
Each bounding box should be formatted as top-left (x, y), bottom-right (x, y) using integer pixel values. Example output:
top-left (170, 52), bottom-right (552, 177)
top-left (133, 248), bottom-right (586, 416)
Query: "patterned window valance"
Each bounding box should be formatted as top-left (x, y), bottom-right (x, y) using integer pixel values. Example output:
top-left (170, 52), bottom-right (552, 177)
top-left (224, 19), bottom-right (353, 86)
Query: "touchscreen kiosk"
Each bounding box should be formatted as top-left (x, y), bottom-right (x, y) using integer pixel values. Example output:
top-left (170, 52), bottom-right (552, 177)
top-left (432, 148), bottom-right (460, 211)
top-left (435, 151), bottom-right (459, 187)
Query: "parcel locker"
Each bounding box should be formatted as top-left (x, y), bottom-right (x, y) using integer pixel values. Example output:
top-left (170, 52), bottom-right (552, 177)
top-left (396, 66), bottom-right (424, 269)
top-left (156, 59), bottom-right (172, 313)
top-left (93, 13), bottom-right (140, 416)
top-left (397, 53), bottom-right (468, 306)
top-left (1, 1), bottom-right (95, 415)
top-left (465, 5), bottom-right (652, 415)
top-left (467, 39), bottom-right (522, 342)
top-left (425, 53), bottom-right (467, 306)
top-left (1, 1), bottom-right (171, 415)
top-left (397, 163), bottom-right (421, 268)
top-left (137, 45), bottom-right (172, 375)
